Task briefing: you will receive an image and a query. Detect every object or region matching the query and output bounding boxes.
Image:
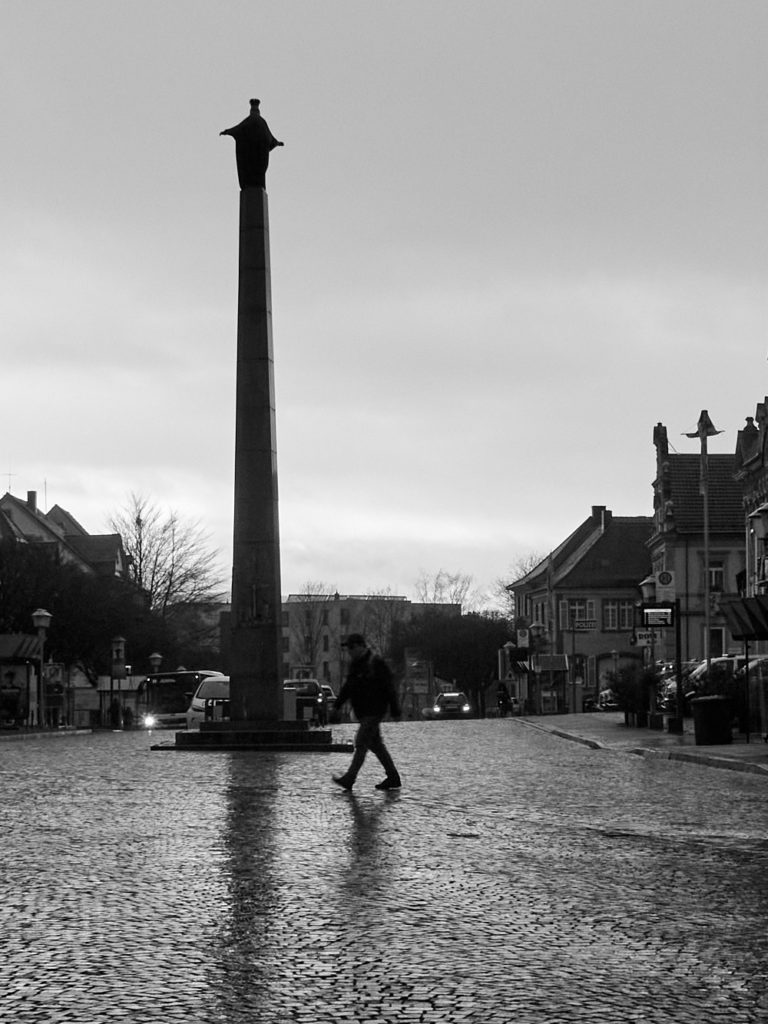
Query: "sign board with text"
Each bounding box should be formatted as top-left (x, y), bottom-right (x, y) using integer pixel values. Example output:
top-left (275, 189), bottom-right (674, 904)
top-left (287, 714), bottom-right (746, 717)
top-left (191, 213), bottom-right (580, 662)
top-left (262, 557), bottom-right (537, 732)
top-left (643, 606), bottom-right (675, 628)
top-left (635, 630), bottom-right (661, 646)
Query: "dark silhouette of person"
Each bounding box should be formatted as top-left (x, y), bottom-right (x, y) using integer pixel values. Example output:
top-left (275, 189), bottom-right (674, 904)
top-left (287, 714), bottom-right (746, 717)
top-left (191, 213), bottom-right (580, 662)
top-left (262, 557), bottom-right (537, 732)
top-left (220, 98), bottom-right (284, 189)
top-left (331, 634), bottom-right (402, 791)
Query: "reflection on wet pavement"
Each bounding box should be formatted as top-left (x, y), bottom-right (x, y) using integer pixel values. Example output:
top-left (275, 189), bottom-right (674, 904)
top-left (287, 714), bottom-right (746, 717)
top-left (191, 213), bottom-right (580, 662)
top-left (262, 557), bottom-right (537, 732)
top-left (3, 721), bottom-right (767, 1022)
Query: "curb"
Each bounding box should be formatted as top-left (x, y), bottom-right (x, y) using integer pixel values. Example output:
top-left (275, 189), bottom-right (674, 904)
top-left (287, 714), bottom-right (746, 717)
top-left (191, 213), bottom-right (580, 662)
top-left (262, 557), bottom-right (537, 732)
top-left (0, 729), bottom-right (94, 742)
top-left (628, 746), bottom-right (768, 777)
top-left (516, 718), bottom-right (768, 778)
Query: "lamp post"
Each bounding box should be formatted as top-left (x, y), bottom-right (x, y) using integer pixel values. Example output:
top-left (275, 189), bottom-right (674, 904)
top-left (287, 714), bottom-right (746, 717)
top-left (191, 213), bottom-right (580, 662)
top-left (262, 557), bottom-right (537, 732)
top-left (684, 411), bottom-right (722, 676)
top-left (639, 576), bottom-right (658, 719)
top-left (31, 608), bottom-right (52, 729)
top-left (639, 575), bottom-right (683, 734)
top-left (529, 621), bottom-right (548, 715)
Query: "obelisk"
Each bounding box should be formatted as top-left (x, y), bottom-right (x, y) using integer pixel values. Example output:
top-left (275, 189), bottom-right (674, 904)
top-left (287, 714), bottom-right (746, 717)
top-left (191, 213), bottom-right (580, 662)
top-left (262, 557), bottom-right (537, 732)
top-left (222, 99), bottom-right (285, 722)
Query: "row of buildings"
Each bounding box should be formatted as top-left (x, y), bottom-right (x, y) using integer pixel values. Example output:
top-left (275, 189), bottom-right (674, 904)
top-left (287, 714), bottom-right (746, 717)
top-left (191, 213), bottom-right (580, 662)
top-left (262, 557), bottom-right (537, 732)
top-left (5, 397), bottom-right (768, 726)
top-left (507, 404), bottom-right (768, 725)
top-left (0, 490), bottom-right (460, 724)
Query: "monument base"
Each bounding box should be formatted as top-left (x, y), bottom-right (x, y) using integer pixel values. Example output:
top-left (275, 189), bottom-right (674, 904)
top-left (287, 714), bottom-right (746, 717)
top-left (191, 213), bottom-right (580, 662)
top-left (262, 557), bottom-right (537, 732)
top-left (153, 719), bottom-right (353, 752)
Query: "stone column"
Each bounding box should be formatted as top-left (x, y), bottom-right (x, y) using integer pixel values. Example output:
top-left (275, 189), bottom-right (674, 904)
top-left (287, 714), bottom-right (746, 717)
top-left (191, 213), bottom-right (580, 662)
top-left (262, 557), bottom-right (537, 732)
top-left (229, 187), bottom-right (283, 722)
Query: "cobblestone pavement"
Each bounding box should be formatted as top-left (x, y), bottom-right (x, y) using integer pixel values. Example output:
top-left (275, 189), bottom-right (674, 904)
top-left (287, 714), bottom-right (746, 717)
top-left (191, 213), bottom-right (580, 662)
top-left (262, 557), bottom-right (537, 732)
top-left (3, 720), bottom-right (767, 1023)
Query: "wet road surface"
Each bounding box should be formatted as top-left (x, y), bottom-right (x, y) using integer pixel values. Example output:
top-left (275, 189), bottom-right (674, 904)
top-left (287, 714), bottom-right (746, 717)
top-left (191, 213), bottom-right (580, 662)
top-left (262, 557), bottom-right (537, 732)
top-left (3, 720), bottom-right (767, 1022)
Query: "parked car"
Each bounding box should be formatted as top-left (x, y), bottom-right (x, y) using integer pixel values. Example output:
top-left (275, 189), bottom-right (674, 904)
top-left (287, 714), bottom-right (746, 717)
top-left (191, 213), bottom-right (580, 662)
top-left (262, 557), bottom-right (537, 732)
top-left (185, 674), bottom-right (230, 730)
top-left (733, 656), bottom-right (768, 682)
top-left (688, 655), bottom-right (748, 685)
top-left (283, 679), bottom-right (327, 723)
top-left (597, 689), bottom-right (619, 712)
top-left (425, 691), bottom-right (472, 719)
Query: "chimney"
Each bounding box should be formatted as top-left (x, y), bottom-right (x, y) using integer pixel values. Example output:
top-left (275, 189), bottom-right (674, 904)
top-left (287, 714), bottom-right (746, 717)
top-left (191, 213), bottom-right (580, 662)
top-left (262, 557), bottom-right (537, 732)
top-left (27, 490), bottom-right (37, 513)
top-left (591, 505), bottom-right (612, 531)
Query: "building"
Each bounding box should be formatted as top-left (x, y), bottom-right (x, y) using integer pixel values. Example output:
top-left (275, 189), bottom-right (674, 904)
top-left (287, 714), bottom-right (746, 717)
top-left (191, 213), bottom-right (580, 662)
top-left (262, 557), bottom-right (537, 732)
top-left (281, 592), bottom-right (461, 693)
top-left (509, 506), bottom-right (653, 712)
top-left (649, 423), bottom-right (745, 664)
top-left (0, 490), bottom-right (128, 578)
top-left (219, 591), bottom-right (462, 707)
top-left (735, 402), bottom-right (768, 596)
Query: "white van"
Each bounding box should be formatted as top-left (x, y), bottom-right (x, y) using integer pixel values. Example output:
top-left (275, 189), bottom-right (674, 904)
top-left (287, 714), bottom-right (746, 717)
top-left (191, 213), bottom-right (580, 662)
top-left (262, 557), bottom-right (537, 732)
top-left (185, 674), bottom-right (230, 730)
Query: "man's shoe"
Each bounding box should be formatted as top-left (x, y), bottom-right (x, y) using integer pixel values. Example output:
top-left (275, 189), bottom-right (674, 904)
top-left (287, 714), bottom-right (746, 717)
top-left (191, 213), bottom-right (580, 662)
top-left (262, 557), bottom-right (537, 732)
top-left (375, 777), bottom-right (402, 790)
top-left (332, 775), bottom-right (354, 790)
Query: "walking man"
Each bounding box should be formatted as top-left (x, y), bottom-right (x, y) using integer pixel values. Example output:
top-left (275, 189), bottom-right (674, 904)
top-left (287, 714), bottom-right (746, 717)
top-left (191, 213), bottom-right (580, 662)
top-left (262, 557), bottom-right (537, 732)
top-left (332, 633), bottom-right (402, 791)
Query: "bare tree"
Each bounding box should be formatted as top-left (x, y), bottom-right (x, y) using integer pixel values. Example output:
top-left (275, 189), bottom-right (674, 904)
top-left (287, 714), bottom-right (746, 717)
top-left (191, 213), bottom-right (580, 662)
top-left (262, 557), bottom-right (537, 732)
top-left (109, 493), bottom-right (225, 617)
top-left (414, 569), bottom-right (477, 611)
top-left (287, 581), bottom-right (336, 676)
top-left (360, 589), bottom-right (410, 657)
top-left (489, 551), bottom-right (547, 618)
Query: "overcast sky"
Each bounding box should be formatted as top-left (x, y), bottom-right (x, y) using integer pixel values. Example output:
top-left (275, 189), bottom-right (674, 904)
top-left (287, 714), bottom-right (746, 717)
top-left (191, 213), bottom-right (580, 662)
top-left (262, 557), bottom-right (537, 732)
top-left (3, 1), bottom-right (767, 604)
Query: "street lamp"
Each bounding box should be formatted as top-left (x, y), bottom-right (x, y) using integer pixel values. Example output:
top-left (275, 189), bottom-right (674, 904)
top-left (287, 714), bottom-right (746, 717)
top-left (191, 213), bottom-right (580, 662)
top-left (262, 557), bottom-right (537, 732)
top-left (638, 577), bottom-right (657, 708)
top-left (31, 608), bottom-right (52, 728)
top-left (529, 621), bottom-right (548, 715)
top-left (638, 575), bottom-right (683, 734)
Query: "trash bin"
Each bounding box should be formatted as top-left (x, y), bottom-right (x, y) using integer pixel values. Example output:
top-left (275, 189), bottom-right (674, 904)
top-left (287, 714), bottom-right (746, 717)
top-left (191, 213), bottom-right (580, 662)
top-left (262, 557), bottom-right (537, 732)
top-left (691, 695), bottom-right (733, 745)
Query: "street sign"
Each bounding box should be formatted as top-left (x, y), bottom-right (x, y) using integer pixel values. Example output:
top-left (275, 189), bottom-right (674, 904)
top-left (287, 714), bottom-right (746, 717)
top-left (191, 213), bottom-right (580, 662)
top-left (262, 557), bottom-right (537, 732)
top-left (634, 629), bottom-right (660, 646)
top-left (572, 619), bottom-right (597, 632)
top-left (643, 606), bottom-right (674, 628)
top-left (656, 570), bottom-right (676, 601)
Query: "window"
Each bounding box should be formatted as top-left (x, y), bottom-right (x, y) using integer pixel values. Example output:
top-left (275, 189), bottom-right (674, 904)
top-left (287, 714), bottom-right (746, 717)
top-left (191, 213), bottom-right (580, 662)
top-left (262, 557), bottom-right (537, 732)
top-left (340, 608), bottom-right (350, 626)
top-left (323, 635), bottom-right (329, 652)
top-left (603, 600), bottom-right (635, 631)
top-left (559, 599), bottom-right (595, 630)
top-left (709, 627), bottom-right (725, 659)
top-left (619, 601), bottom-right (634, 630)
top-left (709, 561), bottom-right (724, 593)
top-left (603, 601), bottom-right (618, 631)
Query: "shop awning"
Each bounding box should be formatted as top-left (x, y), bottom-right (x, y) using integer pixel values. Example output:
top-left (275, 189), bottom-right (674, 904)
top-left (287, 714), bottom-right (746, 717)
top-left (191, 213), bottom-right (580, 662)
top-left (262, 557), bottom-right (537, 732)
top-left (719, 596), bottom-right (768, 641)
top-left (0, 634), bottom-right (40, 662)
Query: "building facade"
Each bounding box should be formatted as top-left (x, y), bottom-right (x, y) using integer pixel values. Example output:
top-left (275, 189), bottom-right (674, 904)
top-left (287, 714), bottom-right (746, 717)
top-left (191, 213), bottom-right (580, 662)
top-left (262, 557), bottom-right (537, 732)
top-left (649, 423), bottom-right (745, 665)
top-left (509, 506), bottom-right (653, 712)
top-left (280, 592), bottom-right (461, 693)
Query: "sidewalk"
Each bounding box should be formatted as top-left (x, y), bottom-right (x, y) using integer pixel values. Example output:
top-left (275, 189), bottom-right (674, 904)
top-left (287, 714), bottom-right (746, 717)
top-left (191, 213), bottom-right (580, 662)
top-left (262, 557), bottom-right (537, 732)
top-left (518, 711), bottom-right (768, 777)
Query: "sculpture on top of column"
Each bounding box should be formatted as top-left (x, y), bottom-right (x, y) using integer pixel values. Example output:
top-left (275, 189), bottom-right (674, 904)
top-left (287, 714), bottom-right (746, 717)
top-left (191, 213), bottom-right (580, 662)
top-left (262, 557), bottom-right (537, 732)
top-left (220, 98), bottom-right (284, 189)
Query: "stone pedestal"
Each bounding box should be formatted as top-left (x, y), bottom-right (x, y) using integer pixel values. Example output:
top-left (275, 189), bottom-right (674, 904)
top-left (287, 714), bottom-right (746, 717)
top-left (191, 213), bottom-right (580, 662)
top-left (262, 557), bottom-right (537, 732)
top-left (172, 721), bottom-right (350, 752)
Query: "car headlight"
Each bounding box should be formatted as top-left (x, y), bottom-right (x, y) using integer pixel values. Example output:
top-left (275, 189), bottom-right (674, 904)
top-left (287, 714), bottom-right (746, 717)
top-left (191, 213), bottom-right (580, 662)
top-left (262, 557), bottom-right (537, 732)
top-left (433, 705), bottom-right (441, 714)
top-left (462, 704), bottom-right (471, 712)
top-left (142, 714), bottom-right (157, 728)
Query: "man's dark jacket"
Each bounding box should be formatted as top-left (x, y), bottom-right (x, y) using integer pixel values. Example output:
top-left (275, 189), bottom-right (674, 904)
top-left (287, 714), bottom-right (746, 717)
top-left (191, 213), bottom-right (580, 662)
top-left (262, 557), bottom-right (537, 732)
top-left (335, 650), bottom-right (401, 720)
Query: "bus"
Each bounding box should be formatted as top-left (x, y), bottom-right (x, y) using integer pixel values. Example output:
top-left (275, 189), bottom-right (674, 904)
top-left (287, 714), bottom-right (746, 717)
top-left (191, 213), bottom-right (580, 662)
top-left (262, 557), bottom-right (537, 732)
top-left (136, 670), bottom-right (227, 729)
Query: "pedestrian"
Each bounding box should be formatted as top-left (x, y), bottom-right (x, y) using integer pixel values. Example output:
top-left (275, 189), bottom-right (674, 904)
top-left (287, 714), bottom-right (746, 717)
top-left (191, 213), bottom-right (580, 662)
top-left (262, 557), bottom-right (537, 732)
top-left (331, 633), bottom-right (402, 791)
